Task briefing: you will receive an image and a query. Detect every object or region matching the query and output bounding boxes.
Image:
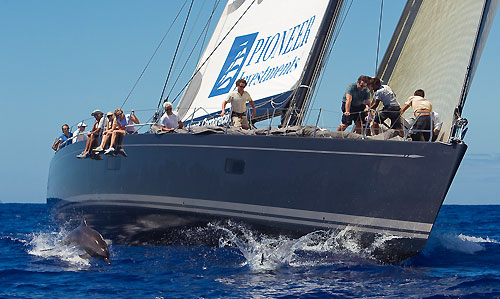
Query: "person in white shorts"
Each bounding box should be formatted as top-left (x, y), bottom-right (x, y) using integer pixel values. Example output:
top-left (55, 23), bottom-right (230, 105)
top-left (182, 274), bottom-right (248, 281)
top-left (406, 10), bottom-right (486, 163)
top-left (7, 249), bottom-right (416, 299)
top-left (220, 79), bottom-right (256, 130)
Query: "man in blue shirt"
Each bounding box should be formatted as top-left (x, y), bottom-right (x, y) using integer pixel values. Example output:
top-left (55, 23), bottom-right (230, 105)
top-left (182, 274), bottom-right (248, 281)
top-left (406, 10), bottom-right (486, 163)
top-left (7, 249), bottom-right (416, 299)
top-left (58, 124), bottom-right (73, 149)
top-left (337, 75), bottom-right (371, 134)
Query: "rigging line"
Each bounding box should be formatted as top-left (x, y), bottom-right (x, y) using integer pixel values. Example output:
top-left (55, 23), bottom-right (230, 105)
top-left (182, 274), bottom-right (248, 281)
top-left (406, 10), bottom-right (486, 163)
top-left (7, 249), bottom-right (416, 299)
top-left (198, 0), bottom-right (219, 62)
top-left (170, 0), bottom-right (257, 104)
top-left (156, 0), bottom-right (195, 111)
top-left (166, 0), bottom-right (222, 99)
top-left (167, 0), bottom-right (208, 87)
top-left (304, 0), bottom-right (354, 123)
top-left (375, 0), bottom-right (384, 75)
top-left (119, 0), bottom-right (189, 110)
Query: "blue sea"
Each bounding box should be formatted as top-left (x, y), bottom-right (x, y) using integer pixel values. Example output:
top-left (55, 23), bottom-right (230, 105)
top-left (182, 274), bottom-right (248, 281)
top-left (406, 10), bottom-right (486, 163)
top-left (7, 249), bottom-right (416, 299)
top-left (1, 204), bottom-right (499, 298)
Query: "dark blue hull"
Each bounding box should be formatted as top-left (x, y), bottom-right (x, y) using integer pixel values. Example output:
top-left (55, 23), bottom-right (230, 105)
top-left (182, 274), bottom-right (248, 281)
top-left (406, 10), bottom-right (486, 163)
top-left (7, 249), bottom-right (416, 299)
top-left (47, 133), bottom-right (467, 262)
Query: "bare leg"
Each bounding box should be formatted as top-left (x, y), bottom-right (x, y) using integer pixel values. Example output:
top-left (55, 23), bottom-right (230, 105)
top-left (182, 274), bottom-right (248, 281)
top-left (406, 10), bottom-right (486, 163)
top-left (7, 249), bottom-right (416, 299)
top-left (337, 124), bottom-right (348, 131)
top-left (372, 122), bottom-right (380, 135)
top-left (109, 132), bottom-right (118, 149)
top-left (83, 136), bottom-right (92, 153)
top-left (99, 133), bottom-right (110, 149)
top-left (354, 121), bottom-right (362, 134)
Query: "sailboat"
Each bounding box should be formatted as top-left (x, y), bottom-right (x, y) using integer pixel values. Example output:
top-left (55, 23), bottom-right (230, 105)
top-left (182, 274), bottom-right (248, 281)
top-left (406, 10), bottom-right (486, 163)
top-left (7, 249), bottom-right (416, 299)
top-left (47, 0), bottom-right (499, 263)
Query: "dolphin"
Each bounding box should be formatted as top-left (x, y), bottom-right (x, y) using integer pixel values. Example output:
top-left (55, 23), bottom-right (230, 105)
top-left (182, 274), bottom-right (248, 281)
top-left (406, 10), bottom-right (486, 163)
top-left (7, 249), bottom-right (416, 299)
top-left (63, 218), bottom-right (111, 264)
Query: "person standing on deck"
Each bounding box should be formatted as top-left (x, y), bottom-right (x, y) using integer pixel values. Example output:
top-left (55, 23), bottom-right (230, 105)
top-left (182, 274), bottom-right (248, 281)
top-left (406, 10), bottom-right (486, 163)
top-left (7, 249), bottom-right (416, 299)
top-left (220, 79), bottom-right (256, 130)
top-left (160, 102), bottom-right (184, 132)
top-left (367, 77), bottom-right (403, 136)
top-left (400, 89), bottom-right (433, 141)
top-left (337, 75), bottom-right (371, 134)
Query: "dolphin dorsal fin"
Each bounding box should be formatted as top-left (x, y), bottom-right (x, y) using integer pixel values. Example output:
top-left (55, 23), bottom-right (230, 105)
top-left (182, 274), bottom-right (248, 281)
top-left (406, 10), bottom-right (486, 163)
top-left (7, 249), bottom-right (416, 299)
top-left (82, 217), bottom-right (87, 226)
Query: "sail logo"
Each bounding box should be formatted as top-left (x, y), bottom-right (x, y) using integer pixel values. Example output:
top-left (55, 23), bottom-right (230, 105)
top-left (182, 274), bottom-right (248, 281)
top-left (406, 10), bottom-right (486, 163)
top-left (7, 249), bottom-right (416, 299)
top-left (209, 33), bottom-right (258, 98)
top-left (209, 16), bottom-right (316, 97)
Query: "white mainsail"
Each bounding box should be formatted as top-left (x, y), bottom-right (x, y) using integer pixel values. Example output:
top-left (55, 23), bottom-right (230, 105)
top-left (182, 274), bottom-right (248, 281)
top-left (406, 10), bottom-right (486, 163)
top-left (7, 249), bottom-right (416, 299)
top-left (175, 0), bottom-right (331, 125)
top-left (378, 0), bottom-right (499, 141)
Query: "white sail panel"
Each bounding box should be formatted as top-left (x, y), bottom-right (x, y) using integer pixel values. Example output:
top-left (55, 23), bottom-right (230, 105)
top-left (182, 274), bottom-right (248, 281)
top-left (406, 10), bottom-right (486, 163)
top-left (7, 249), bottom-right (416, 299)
top-left (176, 0), bottom-right (330, 124)
top-left (378, 0), bottom-right (492, 141)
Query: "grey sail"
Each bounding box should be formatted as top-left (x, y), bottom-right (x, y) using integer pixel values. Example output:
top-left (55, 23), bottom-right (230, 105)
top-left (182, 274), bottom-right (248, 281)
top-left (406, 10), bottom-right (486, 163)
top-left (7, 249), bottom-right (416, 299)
top-left (377, 0), bottom-right (499, 141)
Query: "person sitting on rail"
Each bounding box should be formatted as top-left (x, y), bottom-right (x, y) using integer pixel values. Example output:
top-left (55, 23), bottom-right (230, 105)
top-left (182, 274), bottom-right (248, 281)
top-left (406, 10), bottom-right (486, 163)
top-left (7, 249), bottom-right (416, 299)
top-left (52, 124), bottom-right (73, 150)
top-left (77, 109), bottom-right (105, 158)
top-left (367, 77), bottom-right (403, 136)
top-left (103, 109), bottom-right (128, 156)
top-left (336, 75), bottom-right (371, 134)
top-left (220, 79), bottom-right (256, 130)
top-left (160, 102), bottom-right (184, 132)
top-left (123, 109), bottom-right (140, 134)
top-left (72, 122), bottom-right (88, 143)
top-left (400, 89), bottom-right (433, 141)
top-left (92, 112), bottom-right (115, 155)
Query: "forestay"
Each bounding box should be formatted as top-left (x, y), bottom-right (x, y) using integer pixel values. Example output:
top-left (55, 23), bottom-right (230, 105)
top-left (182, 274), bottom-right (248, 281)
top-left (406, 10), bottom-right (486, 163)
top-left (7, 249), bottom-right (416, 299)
top-left (176, 0), bottom-right (331, 126)
top-left (377, 0), bottom-right (499, 141)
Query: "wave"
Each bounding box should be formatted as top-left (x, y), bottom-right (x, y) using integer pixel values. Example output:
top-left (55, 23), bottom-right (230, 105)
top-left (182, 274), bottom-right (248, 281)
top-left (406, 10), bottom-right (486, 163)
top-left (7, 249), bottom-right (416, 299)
top-left (422, 231), bottom-right (500, 257)
top-left (207, 220), bottom-right (399, 271)
top-left (458, 234), bottom-right (500, 244)
top-left (26, 230), bottom-right (91, 269)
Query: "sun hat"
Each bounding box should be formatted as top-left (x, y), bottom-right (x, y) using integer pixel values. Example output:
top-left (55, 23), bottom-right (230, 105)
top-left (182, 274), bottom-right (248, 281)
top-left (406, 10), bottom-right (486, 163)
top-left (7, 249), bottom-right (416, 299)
top-left (91, 109), bottom-right (103, 116)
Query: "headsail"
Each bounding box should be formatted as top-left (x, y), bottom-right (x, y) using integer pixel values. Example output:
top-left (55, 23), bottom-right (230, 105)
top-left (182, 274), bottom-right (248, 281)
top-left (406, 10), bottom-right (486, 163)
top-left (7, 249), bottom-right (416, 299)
top-left (377, 0), bottom-right (499, 141)
top-left (176, 0), bottom-right (334, 126)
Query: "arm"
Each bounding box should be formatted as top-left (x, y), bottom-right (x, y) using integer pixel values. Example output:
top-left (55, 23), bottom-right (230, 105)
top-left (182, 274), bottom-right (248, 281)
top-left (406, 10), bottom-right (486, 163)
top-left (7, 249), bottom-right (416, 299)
top-left (220, 101), bottom-right (228, 116)
top-left (130, 110), bottom-right (139, 124)
top-left (249, 100), bottom-right (256, 118)
top-left (369, 99), bottom-right (381, 110)
top-left (344, 93), bottom-right (352, 115)
top-left (400, 103), bottom-right (410, 115)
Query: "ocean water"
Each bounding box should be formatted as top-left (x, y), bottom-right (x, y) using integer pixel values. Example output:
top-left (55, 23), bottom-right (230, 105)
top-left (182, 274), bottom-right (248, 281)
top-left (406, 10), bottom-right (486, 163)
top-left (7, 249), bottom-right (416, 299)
top-left (1, 204), bottom-right (499, 298)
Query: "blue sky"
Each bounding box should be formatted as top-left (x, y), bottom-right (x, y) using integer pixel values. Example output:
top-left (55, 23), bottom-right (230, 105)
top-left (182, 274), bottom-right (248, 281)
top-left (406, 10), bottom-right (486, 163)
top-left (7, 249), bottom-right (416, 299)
top-left (0, 1), bottom-right (499, 204)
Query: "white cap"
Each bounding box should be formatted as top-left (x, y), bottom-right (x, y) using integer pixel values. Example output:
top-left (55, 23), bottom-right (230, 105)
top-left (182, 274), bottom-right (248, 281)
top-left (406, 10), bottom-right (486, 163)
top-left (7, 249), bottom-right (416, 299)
top-left (77, 122), bottom-right (87, 128)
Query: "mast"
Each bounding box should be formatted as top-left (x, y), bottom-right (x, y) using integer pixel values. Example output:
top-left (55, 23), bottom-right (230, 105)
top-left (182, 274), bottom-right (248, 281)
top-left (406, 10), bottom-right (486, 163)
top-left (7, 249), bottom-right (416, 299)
top-left (282, 0), bottom-right (344, 126)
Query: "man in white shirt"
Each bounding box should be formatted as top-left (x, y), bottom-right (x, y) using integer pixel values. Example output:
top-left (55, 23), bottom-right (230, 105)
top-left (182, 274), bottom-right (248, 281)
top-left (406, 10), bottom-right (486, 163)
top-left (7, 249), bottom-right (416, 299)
top-left (73, 122), bottom-right (88, 143)
top-left (160, 102), bottom-right (184, 132)
top-left (220, 79), bottom-right (256, 130)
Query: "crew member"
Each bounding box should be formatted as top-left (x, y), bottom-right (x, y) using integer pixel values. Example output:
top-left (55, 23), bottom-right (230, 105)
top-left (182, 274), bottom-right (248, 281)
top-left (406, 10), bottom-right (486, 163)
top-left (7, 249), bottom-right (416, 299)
top-left (337, 75), bottom-right (371, 134)
top-left (220, 79), bottom-right (256, 130)
top-left (368, 77), bottom-right (402, 135)
top-left (400, 89), bottom-right (433, 141)
top-left (160, 102), bottom-right (184, 131)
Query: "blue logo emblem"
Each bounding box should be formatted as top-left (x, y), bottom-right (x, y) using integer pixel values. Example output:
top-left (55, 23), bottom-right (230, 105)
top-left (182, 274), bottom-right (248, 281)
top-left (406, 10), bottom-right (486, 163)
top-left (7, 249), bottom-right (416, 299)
top-left (209, 33), bottom-right (258, 98)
